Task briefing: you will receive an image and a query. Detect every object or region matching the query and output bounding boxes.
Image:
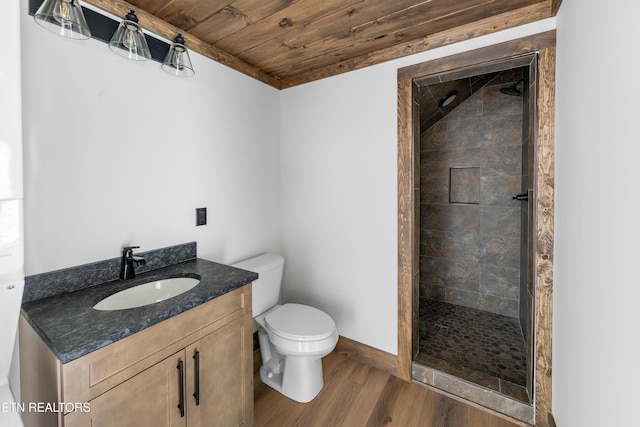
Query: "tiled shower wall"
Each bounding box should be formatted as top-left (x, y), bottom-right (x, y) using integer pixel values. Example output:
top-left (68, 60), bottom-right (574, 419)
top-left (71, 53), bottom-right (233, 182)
top-left (419, 69), bottom-right (526, 318)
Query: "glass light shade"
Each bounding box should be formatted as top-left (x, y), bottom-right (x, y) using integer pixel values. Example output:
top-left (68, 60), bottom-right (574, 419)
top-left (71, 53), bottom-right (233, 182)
top-left (108, 10), bottom-right (151, 61)
top-left (34, 0), bottom-right (92, 40)
top-left (162, 35), bottom-right (195, 77)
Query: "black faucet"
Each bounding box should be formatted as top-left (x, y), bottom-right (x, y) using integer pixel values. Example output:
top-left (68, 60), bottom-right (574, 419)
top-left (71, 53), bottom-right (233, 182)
top-left (119, 246), bottom-right (146, 280)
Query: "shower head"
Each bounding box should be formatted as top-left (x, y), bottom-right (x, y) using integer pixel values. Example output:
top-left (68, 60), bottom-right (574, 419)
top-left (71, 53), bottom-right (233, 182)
top-left (500, 78), bottom-right (524, 96)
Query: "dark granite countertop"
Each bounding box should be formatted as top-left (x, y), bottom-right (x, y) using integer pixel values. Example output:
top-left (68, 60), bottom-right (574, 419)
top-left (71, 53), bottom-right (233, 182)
top-left (21, 258), bottom-right (257, 363)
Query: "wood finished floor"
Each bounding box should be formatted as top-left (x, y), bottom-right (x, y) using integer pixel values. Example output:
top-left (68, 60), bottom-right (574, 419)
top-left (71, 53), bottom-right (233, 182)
top-left (254, 351), bottom-right (524, 427)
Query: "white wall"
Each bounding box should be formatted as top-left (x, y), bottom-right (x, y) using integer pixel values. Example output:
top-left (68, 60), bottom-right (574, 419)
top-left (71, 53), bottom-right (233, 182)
top-left (279, 19), bottom-right (556, 355)
top-left (279, 66), bottom-right (398, 353)
top-left (20, 0), bottom-right (281, 275)
top-left (554, 0), bottom-right (640, 425)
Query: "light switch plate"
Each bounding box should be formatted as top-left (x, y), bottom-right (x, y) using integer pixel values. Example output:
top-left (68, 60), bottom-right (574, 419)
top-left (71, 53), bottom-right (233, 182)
top-left (196, 208), bottom-right (207, 226)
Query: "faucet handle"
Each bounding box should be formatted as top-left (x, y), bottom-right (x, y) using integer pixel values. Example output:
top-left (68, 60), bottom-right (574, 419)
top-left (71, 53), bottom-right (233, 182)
top-left (122, 246), bottom-right (140, 256)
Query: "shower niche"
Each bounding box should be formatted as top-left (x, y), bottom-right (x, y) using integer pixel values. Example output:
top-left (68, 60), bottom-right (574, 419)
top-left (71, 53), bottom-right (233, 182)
top-left (411, 55), bottom-right (538, 423)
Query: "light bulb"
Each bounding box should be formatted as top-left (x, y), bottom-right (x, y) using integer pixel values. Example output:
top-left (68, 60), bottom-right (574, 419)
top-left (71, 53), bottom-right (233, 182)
top-left (162, 35), bottom-right (194, 76)
top-left (173, 49), bottom-right (184, 70)
top-left (123, 25), bottom-right (138, 50)
top-left (53, 0), bottom-right (72, 25)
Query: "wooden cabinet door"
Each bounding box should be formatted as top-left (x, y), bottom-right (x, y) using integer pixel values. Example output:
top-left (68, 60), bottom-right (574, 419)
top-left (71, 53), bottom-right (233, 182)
top-left (186, 314), bottom-right (253, 427)
top-left (79, 351), bottom-right (188, 427)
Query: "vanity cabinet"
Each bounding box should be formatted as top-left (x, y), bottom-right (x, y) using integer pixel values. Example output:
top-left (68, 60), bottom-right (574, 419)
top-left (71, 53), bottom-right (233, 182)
top-left (20, 285), bottom-right (253, 427)
top-left (72, 350), bottom-right (185, 427)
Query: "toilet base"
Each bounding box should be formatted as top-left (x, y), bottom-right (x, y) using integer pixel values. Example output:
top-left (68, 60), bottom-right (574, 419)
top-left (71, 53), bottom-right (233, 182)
top-left (259, 355), bottom-right (324, 403)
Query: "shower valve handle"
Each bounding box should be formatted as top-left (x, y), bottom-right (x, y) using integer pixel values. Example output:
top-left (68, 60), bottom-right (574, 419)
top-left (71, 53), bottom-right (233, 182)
top-left (512, 193), bottom-right (528, 201)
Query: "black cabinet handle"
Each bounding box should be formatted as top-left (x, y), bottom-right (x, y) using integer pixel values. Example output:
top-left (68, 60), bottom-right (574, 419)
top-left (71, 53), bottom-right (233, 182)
top-left (177, 360), bottom-right (185, 417)
top-left (193, 351), bottom-right (200, 406)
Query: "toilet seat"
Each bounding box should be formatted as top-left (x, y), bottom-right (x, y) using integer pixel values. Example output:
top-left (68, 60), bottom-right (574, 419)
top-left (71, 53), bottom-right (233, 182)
top-left (264, 303), bottom-right (336, 342)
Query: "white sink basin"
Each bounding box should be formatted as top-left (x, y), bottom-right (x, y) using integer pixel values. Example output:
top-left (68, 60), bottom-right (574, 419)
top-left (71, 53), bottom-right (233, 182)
top-left (94, 277), bottom-right (200, 311)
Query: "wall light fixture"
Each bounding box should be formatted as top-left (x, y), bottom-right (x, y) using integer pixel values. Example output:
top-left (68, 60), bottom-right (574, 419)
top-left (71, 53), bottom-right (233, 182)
top-left (31, 2), bottom-right (195, 77)
top-left (108, 10), bottom-right (151, 61)
top-left (34, 0), bottom-right (91, 40)
top-left (162, 34), bottom-right (195, 77)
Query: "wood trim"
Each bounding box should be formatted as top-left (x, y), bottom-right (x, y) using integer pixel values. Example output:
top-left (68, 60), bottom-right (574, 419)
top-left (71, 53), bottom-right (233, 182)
top-left (397, 77), bottom-right (416, 382)
top-left (533, 44), bottom-right (555, 427)
top-left (279, 2), bottom-right (551, 89)
top-left (334, 336), bottom-right (398, 378)
top-left (82, 0), bottom-right (282, 88)
top-left (398, 30), bottom-right (556, 81)
top-left (396, 31), bottom-right (556, 426)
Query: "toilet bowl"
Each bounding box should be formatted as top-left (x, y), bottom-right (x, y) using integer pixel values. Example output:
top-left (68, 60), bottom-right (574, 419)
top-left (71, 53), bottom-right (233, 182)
top-left (255, 303), bottom-right (338, 403)
top-left (232, 254), bottom-right (338, 403)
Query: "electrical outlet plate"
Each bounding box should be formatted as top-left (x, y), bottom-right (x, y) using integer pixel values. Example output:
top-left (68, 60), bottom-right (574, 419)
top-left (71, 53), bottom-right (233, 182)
top-left (196, 208), bottom-right (207, 226)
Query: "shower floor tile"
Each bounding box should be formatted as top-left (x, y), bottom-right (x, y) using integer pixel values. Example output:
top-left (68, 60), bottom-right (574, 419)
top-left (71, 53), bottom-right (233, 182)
top-left (418, 299), bottom-right (527, 386)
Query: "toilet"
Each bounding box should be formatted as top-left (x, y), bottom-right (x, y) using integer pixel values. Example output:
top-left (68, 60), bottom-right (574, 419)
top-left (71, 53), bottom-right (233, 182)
top-left (0, 280), bottom-right (25, 426)
top-left (232, 253), bottom-right (338, 403)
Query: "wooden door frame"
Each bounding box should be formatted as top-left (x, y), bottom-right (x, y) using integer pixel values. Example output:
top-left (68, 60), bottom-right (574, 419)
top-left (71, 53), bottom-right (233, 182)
top-left (397, 31), bottom-right (556, 426)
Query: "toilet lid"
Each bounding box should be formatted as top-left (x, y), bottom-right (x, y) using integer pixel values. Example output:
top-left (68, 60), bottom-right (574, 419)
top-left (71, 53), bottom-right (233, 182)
top-left (265, 303), bottom-right (336, 341)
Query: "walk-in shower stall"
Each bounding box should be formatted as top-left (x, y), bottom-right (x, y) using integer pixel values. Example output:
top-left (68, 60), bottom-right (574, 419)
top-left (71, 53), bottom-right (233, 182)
top-left (413, 60), bottom-right (537, 410)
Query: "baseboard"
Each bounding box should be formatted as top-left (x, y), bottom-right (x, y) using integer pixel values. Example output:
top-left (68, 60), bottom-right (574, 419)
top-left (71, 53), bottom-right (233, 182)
top-left (334, 336), bottom-right (398, 377)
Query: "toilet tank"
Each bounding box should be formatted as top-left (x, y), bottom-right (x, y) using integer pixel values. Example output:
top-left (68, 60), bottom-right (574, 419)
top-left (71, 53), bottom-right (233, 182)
top-left (232, 253), bottom-right (284, 317)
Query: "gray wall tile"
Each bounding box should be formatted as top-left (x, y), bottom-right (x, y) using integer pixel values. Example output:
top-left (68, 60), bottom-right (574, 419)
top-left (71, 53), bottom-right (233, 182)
top-left (481, 176), bottom-right (521, 206)
top-left (421, 148), bottom-right (481, 177)
top-left (421, 176), bottom-right (450, 204)
top-left (481, 206), bottom-right (520, 237)
top-left (419, 75), bottom-right (526, 318)
top-left (420, 230), bottom-right (447, 258)
top-left (422, 204), bottom-right (481, 233)
top-left (480, 264), bottom-right (520, 300)
top-left (483, 86), bottom-right (523, 117)
top-left (482, 145), bottom-right (522, 177)
top-left (446, 233), bottom-right (482, 262)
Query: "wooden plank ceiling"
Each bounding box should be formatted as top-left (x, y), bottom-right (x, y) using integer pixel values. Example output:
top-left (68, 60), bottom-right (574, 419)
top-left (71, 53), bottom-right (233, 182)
top-left (84, 0), bottom-right (559, 89)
